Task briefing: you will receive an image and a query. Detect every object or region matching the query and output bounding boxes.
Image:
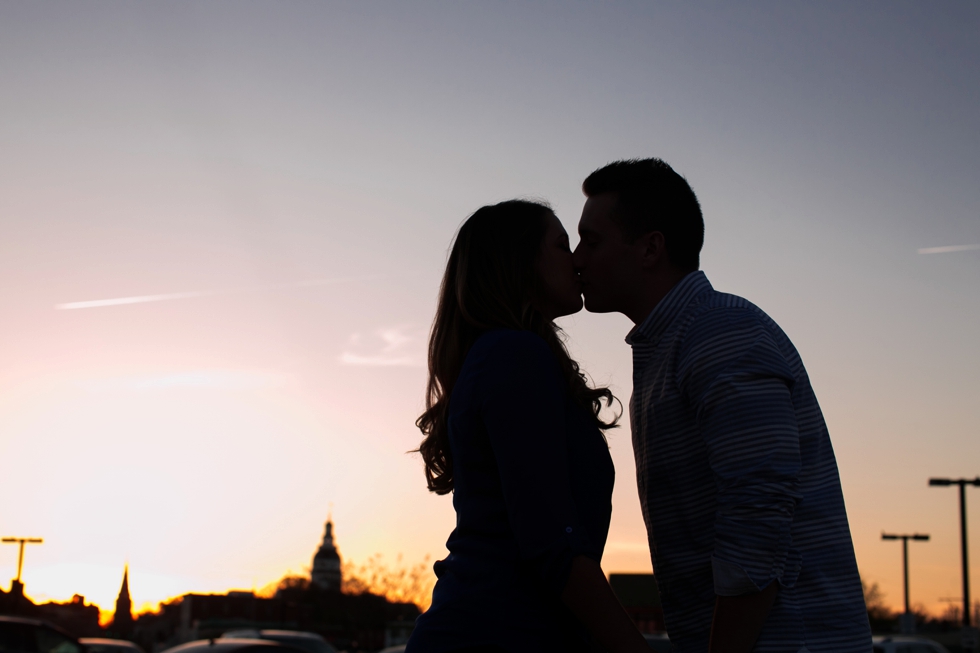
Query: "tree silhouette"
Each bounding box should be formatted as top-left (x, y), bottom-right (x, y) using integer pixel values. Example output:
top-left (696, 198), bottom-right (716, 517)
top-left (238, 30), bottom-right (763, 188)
top-left (341, 554), bottom-right (434, 610)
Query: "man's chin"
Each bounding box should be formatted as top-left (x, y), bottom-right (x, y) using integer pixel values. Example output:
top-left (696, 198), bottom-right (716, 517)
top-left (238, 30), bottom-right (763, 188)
top-left (582, 296), bottom-right (617, 314)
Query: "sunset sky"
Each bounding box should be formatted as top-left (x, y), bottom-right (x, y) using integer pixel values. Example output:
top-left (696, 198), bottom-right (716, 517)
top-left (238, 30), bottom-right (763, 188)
top-left (1, 2), bottom-right (978, 619)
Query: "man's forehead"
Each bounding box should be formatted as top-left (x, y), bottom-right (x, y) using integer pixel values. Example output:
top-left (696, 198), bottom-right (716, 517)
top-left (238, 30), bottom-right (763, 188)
top-left (579, 194), bottom-right (619, 232)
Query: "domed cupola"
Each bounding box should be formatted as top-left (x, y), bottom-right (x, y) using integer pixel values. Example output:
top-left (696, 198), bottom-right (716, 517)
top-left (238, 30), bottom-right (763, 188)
top-left (311, 519), bottom-right (342, 591)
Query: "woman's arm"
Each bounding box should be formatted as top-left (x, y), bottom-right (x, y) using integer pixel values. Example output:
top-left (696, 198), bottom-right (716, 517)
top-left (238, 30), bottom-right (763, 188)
top-left (560, 556), bottom-right (652, 653)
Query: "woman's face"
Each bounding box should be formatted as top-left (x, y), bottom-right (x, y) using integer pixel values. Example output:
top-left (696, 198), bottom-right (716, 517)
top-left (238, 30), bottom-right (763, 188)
top-left (536, 212), bottom-right (584, 320)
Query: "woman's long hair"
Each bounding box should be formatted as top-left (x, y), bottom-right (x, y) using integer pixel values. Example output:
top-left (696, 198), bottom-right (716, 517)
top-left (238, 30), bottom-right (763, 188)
top-left (416, 199), bottom-right (619, 495)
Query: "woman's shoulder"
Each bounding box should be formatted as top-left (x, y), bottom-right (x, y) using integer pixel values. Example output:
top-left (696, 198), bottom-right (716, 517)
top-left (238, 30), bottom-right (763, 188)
top-left (453, 330), bottom-right (560, 412)
top-left (457, 330), bottom-right (561, 389)
top-left (469, 329), bottom-right (555, 364)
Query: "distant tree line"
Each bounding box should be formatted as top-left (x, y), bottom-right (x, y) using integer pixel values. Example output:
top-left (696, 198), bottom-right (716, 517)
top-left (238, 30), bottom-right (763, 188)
top-left (862, 578), bottom-right (978, 634)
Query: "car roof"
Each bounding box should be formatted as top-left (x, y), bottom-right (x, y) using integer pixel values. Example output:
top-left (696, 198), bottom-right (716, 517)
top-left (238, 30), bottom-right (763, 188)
top-left (0, 615), bottom-right (79, 639)
top-left (163, 639), bottom-right (304, 653)
top-left (255, 632), bottom-right (324, 640)
top-left (0, 616), bottom-right (47, 627)
top-left (79, 639), bottom-right (142, 646)
top-left (223, 632), bottom-right (322, 641)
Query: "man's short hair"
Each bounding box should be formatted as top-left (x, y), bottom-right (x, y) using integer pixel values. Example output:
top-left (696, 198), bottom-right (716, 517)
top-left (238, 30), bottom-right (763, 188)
top-left (583, 158), bottom-right (704, 270)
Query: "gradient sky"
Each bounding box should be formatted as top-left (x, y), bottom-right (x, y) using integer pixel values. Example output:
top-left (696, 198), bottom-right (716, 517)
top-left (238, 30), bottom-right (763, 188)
top-left (1, 2), bottom-right (978, 618)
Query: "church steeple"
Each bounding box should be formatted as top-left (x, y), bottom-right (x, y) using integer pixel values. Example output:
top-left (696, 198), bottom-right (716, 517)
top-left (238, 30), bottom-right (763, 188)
top-left (111, 565), bottom-right (134, 635)
top-left (311, 519), bottom-right (342, 592)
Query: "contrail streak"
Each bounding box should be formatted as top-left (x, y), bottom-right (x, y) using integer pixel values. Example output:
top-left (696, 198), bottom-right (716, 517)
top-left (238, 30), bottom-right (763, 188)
top-left (917, 244), bottom-right (980, 255)
top-left (55, 276), bottom-right (381, 310)
top-left (58, 291), bottom-right (212, 310)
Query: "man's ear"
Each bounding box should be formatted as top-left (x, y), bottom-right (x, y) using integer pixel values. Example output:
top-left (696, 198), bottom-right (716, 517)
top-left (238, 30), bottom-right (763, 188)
top-left (637, 231), bottom-right (667, 270)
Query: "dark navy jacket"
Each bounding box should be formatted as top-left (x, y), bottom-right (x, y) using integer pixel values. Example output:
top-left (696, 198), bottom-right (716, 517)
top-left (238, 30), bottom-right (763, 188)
top-left (406, 330), bottom-right (615, 653)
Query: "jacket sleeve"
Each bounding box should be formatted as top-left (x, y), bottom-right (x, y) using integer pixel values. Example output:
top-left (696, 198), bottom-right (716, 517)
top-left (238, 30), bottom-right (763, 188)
top-left (677, 308), bottom-right (803, 596)
top-left (479, 331), bottom-right (593, 595)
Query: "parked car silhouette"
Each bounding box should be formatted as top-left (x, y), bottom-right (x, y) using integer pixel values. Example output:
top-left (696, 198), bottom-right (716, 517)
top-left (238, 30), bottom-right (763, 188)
top-left (872, 635), bottom-right (950, 653)
top-left (79, 638), bottom-right (144, 653)
top-left (221, 630), bottom-right (336, 653)
top-left (375, 633), bottom-right (672, 653)
top-left (161, 638), bottom-right (306, 653)
top-left (0, 616), bottom-right (83, 653)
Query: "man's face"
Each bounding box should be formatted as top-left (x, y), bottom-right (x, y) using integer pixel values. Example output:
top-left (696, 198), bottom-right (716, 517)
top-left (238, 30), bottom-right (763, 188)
top-left (572, 193), bottom-right (645, 314)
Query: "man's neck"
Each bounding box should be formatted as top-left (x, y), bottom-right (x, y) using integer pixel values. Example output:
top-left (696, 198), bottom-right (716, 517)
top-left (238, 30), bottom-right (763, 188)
top-left (625, 268), bottom-right (693, 325)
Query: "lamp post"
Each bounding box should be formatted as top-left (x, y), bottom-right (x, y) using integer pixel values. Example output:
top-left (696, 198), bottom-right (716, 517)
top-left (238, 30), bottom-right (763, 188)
top-left (930, 477), bottom-right (980, 653)
top-left (882, 532), bottom-right (929, 633)
top-left (1, 537), bottom-right (43, 595)
top-left (929, 478), bottom-right (980, 627)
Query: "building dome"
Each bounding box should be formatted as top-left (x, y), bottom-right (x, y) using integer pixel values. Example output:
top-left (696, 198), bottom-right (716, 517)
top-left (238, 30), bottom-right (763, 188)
top-left (311, 519), bottom-right (342, 592)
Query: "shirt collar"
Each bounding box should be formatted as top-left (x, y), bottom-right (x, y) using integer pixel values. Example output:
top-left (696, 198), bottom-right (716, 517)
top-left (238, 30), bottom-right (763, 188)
top-left (625, 271), bottom-right (713, 346)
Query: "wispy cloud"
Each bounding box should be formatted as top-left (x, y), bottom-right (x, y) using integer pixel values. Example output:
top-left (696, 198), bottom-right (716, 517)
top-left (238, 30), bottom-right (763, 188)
top-left (917, 244), bottom-right (980, 255)
top-left (78, 370), bottom-right (287, 392)
top-left (55, 275), bottom-right (381, 310)
top-left (339, 326), bottom-right (424, 367)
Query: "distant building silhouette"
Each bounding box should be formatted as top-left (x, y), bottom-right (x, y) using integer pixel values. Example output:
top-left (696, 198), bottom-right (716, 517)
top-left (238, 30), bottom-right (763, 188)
top-left (111, 566), bottom-right (134, 636)
top-left (0, 587), bottom-right (102, 637)
top-left (311, 520), bottom-right (341, 592)
top-left (37, 594), bottom-right (103, 637)
top-left (123, 517), bottom-right (418, 652)
top-left (136, 587), bottom-right (419, 652)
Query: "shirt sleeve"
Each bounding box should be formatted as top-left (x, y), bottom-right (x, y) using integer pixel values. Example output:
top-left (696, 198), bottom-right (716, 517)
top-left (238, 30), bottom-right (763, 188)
top-left (677, 308), bottom-right (803, 596)
top-left (479, 331), bottom-right (593, 596)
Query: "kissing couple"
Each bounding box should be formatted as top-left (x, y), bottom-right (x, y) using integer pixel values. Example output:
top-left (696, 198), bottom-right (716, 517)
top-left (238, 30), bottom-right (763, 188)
top-left (404, 159), bottom-right (873, 653)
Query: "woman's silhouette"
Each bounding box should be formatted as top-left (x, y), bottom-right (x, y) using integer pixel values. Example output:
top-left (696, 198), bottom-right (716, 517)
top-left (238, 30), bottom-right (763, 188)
top-left (406, 200), bottom-right (649, 653)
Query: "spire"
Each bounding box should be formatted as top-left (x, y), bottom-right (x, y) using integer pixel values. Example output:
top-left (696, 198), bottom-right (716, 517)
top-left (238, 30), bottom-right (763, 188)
top-left (111, 565), bottom-right (134, 635)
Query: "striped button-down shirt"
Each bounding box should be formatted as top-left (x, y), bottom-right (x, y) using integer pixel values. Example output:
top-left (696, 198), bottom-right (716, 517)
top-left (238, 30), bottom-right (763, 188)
top-left (628, 271), bottom-right (871, 653)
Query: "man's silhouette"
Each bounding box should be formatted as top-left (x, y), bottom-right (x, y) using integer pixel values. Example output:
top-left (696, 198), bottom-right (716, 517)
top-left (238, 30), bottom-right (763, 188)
top-left (573, 159), bottom-right (872, 653)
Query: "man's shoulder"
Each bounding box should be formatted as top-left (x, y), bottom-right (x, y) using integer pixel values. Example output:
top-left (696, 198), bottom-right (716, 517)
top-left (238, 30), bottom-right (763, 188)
top-left (673, 289), bottom-right (803, 380)
top-left (680, 289), bottom-right (778, 337)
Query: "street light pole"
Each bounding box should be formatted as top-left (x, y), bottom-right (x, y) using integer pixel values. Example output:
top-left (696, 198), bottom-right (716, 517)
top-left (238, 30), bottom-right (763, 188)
top-left (1, 537), bottom-right (43, 583)
top-left (882, 532), bottom-right (929, 631)
top-left (965, 482), bottom-right (973, 626)
top-left (930, 477), bottom-right (980, 628)
top-left (1, 537), bottom-right (43, 595)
